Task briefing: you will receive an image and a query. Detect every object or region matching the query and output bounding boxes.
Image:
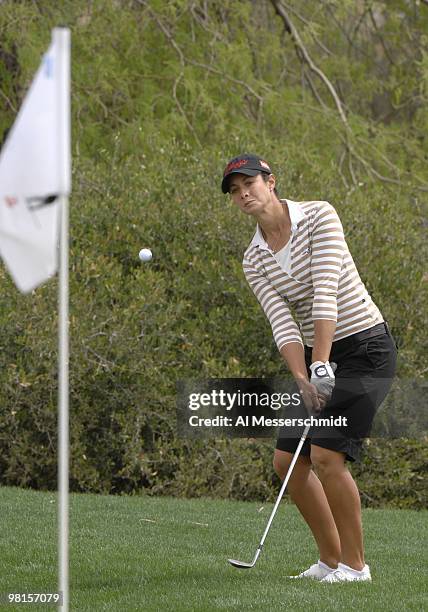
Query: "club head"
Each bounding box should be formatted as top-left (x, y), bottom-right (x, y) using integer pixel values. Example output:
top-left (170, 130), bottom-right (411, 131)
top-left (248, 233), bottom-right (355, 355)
top-left (228, 558), bottom-right (255, 569)
top-left (228, 546), bottom-right (261, 569)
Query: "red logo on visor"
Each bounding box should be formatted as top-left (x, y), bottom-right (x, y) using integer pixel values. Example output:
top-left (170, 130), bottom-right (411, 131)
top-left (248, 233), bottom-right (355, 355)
top-left (224, 159), bottom-right (249, 176)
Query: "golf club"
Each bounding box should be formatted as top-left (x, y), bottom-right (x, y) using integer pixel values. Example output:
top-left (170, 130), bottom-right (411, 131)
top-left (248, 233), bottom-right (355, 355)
top-left (228, 423), bottom-right (310, 569)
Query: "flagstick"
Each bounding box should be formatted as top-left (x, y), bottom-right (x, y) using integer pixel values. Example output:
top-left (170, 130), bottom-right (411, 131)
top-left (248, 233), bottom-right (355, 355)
top-left (55, 26), bottom-right (71, 612)
top-left (58, 192), bottom-right (69, 611)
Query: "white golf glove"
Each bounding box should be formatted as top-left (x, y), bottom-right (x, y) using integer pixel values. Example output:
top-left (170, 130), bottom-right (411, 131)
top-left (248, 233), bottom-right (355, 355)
top-left (309, 361), bottom-right (337, 400)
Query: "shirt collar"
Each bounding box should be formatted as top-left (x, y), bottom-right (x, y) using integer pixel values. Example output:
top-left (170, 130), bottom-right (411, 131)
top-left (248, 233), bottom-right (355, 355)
top-left (250, 199), bottom-right (307, 249)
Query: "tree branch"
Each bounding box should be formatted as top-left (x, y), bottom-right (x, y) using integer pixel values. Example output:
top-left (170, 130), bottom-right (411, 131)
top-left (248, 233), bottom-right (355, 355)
top-left (135, 0), bottom-right (202, 147)
top-left (319, 1), bottom-right (372, 61)
top-left (268, 0), bottom-right (427, 190)
top-left (270, 0), bottom-right (349, 127)
top-left (280, 1), bottom-right (333, 57)
top-left (368, 8), bottom-right (395, 66)
top-left (302, 68), bottom-right (328, 110)
top-left (0, 87), bottom-right (17, 113)
top-left (338, 148), bottom-right (349, 189)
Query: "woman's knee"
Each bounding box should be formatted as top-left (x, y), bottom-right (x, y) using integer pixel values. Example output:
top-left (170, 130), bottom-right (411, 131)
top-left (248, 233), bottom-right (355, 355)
top-left (310, 445), bottom-right (346, 480)
top-left (273, 451), bottom-right (288, 479)
top-left (273, 449), bottom-right (311, 481)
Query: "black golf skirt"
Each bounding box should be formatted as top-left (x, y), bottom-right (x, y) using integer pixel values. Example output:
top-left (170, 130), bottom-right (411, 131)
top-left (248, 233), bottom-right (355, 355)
top-left (275, 322), bottom-right (397, 462)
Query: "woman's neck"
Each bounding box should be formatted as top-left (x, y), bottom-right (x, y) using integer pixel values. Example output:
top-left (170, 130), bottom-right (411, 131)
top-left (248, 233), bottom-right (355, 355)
top-left (258, 198), bottom-right (290, 236)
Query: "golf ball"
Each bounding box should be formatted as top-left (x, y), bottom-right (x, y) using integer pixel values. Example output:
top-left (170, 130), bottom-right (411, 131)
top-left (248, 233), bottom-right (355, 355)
top-left (139, 248), bottom-right (152, 262)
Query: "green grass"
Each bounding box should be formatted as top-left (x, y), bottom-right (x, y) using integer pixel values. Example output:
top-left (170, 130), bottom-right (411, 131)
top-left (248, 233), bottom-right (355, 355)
top-left (0, 487), bottom-right (426, 611)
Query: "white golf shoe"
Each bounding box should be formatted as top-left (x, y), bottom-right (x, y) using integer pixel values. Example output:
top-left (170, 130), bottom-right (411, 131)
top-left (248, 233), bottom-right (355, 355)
top-left (321, 562), bottom-right (372, 583)
top-left (288, 560), bottom-right (336, 580)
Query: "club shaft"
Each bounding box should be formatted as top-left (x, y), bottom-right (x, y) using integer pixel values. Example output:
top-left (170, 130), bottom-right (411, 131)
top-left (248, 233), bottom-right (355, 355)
top-left (258, 424), bottom-right (310, 550)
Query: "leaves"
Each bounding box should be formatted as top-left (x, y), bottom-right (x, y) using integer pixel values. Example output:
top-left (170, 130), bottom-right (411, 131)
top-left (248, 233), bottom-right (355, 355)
top-left (0, 0), bottom-right (426, 503)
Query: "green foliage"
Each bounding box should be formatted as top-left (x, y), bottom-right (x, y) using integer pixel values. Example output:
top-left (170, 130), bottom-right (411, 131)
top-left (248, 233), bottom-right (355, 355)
top-left (352, 439), bottom-right (427, 510)
top-left (0, 0), bottom-right (426, 507)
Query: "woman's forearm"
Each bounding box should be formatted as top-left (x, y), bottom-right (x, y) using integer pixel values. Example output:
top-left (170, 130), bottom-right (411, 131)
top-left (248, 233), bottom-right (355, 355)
top-left (311, 319), bottom-right (336, 363)
top-left (280, 341), bottom-right (326, 412)
top-left (280, 342), bottom-right (309, 381)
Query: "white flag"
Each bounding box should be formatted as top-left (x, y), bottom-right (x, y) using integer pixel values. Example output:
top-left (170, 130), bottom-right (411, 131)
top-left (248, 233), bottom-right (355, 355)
top-left (0, 28), bottom-right (70, 293)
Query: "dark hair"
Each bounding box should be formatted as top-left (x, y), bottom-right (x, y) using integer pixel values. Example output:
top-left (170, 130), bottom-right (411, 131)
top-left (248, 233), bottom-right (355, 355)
top-left (261, 172), bottom-right (279, 197)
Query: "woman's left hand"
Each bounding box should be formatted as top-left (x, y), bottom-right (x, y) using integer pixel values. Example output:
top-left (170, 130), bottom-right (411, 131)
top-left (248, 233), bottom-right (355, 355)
top-left (309, 361), bottom-right (337, 402)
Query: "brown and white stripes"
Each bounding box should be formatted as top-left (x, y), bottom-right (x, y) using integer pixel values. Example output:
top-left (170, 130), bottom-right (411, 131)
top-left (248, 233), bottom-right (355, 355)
top-left (243, 200), bottom-right (384, 349)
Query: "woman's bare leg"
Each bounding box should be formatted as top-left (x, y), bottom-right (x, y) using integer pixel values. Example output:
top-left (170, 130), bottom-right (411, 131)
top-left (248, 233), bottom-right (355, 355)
top-left (310, 445), bottom-right (364, 570)
top-left (273, 449), bottom-right (341, 568)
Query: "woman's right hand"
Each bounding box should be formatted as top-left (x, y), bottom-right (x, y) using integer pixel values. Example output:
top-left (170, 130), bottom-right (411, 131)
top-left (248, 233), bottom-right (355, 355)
top-left (297, 379), bottom-right (327, 415)
top-left (279, 343), bottom-right (327, 414)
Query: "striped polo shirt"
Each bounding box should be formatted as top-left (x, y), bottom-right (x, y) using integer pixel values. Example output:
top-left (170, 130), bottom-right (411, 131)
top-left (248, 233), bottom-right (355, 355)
top-left (243, 199), bottom-right (384, 349)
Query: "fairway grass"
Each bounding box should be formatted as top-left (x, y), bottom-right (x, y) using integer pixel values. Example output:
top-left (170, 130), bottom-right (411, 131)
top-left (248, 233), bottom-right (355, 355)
top-left (0, 486), bottom-right (426, 611)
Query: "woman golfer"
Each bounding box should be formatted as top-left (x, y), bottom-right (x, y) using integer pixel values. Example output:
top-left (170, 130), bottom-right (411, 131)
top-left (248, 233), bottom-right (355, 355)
top-left (221, 154), bottom-right (397, 582)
